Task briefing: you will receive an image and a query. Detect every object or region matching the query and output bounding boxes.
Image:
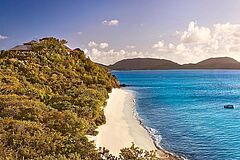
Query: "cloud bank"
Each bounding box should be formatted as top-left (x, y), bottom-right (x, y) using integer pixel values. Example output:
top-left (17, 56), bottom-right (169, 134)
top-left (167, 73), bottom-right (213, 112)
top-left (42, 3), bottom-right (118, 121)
top-left (152, 21), bottom-right (240, 63)
top-left (86, 21), bottom-right (240, 65)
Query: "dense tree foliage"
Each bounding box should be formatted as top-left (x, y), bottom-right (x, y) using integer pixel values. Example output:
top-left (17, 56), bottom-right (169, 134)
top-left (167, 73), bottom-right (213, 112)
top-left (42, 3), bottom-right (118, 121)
top-left (0, 38), bottom-right (120, 159)
top-left (0, 38), bottom-right (159, 159)
top-left (99, 143), bottom-right (160, 160)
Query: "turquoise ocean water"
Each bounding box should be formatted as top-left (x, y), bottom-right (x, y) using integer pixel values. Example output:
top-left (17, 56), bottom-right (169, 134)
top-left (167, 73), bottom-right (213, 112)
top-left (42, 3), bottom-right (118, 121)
top-left (112, 70), bottom-right (240, 160)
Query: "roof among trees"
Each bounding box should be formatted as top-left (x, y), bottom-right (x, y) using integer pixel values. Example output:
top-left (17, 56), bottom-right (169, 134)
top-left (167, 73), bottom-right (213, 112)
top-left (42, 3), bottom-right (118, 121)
top-left (9, 44), bottom-right (32, 51)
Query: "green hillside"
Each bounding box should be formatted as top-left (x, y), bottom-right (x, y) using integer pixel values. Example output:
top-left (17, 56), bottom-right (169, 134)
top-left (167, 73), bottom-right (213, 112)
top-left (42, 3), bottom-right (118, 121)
top-left (0, 38), bottom-right (120, 159)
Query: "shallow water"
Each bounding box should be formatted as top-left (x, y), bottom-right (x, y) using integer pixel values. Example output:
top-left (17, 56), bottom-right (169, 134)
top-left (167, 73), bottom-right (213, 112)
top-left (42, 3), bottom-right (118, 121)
top-left (113, 70), bottom-right (240, 160)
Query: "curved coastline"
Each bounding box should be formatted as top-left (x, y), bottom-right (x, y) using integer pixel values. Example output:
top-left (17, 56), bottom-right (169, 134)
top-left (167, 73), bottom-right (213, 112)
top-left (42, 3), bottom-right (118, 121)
top-left (125, 89), bottom-right (186, 160)
top-left (93, 88), bottom-right (184, 159)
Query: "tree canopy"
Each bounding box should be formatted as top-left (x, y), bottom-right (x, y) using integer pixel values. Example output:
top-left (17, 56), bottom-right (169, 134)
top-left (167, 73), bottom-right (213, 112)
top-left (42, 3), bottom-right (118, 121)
top-left (0, 37), bottom-right (159, 160)
top-left (0, 37), bottom-right (120, 159)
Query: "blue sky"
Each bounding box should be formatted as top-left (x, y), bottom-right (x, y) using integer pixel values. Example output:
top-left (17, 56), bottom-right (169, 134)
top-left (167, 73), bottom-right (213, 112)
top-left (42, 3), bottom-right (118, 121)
top-left (1, 0), bottom-right (240, 64)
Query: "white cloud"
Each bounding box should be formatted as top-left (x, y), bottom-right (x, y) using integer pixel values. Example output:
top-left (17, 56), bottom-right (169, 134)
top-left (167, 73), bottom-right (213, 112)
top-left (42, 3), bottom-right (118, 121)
top-left (181, 21), bottom-right (211, 43)
top-left (85, 47), bottom-right (145, 65)
top-left (151, 21), bottom-right (240, 63)
top-left (86, 21), bottom-right (240, 65)
top-left (77, 32), bottom-right (82, 35)
top-left (83, 48), bottom-right (88, 54)
top-left (88, 41), bottom-right (98, 47)
top-left (102, 19), bottom-right (119, 26)
top-left (88, 41), bottom-right (109, 49)
top-left (91, 48), bottom-right (101, 56)
top-left (126, 45), bottom-right (136, 49)
top-left (168, 43), bottom-right (174, 49)
top-left (176, 43), bottom-right (186, 51)
top-left (152, 41), bottom-right (164, 49)
top-left (99, 42), bottom-right (109, 49)
top-left (0, 35), bottom-right (8, 40)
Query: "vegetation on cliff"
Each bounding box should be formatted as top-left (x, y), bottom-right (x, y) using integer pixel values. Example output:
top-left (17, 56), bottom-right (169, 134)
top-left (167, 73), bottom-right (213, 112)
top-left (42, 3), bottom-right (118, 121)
top-left (0, 37), bottom-right (118, 159)
top-left (0, 37), bottom-right (160, 159)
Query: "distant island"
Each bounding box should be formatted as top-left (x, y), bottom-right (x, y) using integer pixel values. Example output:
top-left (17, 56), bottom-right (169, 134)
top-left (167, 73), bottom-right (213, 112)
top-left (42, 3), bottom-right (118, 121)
top-left (105, 57), bottom-right (240, 70)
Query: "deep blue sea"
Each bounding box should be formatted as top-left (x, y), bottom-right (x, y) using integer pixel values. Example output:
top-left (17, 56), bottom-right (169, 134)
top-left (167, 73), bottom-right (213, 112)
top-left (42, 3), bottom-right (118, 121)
top-left (112, 70), bottom-right (240, 160)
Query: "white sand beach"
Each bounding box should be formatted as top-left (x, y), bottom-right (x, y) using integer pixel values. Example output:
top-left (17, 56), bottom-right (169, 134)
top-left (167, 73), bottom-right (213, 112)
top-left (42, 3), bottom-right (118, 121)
top-left (94, 88), bottom-right (177, 159)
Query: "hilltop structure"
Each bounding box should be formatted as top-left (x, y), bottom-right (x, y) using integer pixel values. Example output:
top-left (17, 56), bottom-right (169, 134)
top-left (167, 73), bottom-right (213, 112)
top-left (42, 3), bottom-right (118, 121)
top-left (9, 42), bottom-right (35, 52)
top-left (9, 38), bottom-right (70, 52)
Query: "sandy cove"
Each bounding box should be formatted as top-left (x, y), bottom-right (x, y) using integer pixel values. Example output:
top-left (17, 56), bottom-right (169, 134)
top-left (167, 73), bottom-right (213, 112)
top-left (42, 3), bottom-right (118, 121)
top-left (93, 88), bottom-right (179, 159)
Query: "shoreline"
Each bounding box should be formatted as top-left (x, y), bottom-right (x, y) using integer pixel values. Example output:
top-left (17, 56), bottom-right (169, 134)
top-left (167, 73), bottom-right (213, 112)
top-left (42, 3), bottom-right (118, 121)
top-left (92, 88), bottom-right (182, 159)
top-left (125, 89), bottom-right (185, 160)
top-left (132, 98), bottom-right (186, 160)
